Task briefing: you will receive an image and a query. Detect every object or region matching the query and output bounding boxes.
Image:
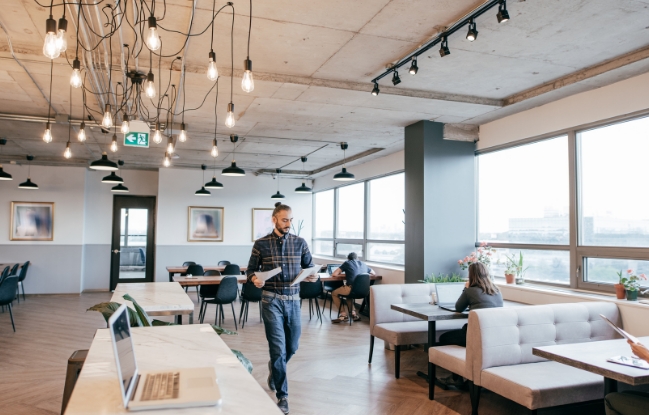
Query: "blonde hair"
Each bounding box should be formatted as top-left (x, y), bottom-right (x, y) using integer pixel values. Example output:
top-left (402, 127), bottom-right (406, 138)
top-left (468, 262), bottom-right (499, 295)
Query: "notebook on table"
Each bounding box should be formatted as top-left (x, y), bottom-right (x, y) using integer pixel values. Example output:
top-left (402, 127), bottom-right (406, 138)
top-left (108, 304), bottom-right (221, 411)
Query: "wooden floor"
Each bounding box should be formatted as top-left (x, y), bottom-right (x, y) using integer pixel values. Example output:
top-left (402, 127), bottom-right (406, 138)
top-left (0, 292), bottom-right (605, 415)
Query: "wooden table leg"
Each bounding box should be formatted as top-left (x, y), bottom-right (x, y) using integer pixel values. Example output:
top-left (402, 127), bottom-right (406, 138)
top-left (189, 312), bottom-right (194, 324)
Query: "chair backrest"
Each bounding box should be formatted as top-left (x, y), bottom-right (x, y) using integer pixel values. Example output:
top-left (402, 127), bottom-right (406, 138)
top-left (218, 260), bottom-right (231, 266)
top-left (467, 302), bottom-right (621, 385)
top-left (215, 276), bottom-right (239, 303)
top-left (186, 264), bottom-right (204, 276)
top-left (204, 270), bottom-right (221, 276)
top-left (182, 261), bottom-right (196, 266)
top-left (369, 283), bottom-right (436, 333)
top-left (300, 278), bottom-right (323, 299)
top-left (199, 283), bottom-right (219, 298)
top-left (223, 264), bottom-right (240, 275)
top-left (9, 263), bottom-right (19, 276)
top-left (241, 281), bottom-right (263, 302)
top-left (0, 266), bottom-right (9, 285)
top-left (0, 276), bottom-right (19, 305)
top-left (349, 274), bottom-right (371, 299)
top-left (17, 261), bottom-right (30, 282)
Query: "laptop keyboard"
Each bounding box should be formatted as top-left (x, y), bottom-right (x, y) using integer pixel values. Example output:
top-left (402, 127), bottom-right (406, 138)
top-left (140, 372), bottom-right (180, 401)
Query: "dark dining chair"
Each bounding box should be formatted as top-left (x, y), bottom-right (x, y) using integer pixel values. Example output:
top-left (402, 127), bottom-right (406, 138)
top-left (8, 263), bottom-right (19, 277)
top-left (218, 260), bottom-right (231, 266)
top-left (200, 276), bottom-right (238, 330)
top-left (337, 274), bottom-right (371, 326)
top-left (300, 278), bottom-right (324, 323)
top-left (0, 276), bottom-right (19, 331)
top-left (184, 264), bottom-right (204, 295)
top-left (238, 281), bottom-right (262, 328)
top-left (222, 264), bottom-right (240, 275)
top-left (0, 266), bottom-right (9, 285)
top-left (204, 270), bottom-right (221, 276)
top-left (16, 261), bottom-right (29, 302)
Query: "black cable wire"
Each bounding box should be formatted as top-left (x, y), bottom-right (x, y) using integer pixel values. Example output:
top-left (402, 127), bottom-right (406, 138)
top-left (230, 2), bottom-right (234, 103)
top-left (247, 0), bottom-right (251, 58)
top-left (47, 60), bottom-right (53, 123)
top-left (210, 0), bottom-right (215, 51)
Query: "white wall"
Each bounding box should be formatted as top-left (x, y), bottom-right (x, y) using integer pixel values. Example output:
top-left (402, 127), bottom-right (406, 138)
top-left (312, 150), bottom-right (404, 192)
top-left (155, 168), bottom-right (313, 281)
top-left (479, 72), bottom-right (649, 150)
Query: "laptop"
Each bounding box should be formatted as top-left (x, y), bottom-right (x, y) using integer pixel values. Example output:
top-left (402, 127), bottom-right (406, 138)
top-left (326, 264), bottom-right (340, 275)
top-left (108, 304), bottom-right (222, 411)
top-left (435, 283), bottom-right (466, 312)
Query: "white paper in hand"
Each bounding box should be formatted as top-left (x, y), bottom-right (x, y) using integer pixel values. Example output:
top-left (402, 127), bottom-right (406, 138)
top-left (291, 265), bottom-right (322, 286)
top-left (255, 267), bottom-right (282, 282)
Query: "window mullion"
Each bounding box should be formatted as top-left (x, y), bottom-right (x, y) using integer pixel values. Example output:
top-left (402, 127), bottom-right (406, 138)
top-left (568, 129), bottom-right (578, 289)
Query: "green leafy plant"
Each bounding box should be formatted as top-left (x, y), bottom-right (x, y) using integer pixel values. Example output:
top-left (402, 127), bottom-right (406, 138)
top-left (420, 273), bottom-right (465, 284)
top-left (619, 269), bottom-right (648, 292)
top-left (88, 294), bottom-right (252, 373)
top-left (291, 219), bottom-right (304, 236)
top-left (504, 252), bottom-right (529, 279)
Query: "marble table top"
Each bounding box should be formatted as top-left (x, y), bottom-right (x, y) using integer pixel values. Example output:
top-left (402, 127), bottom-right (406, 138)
top-left (533, 336), bottom-right (649, 386)
top-left (65, 324), bottom-right (282, 415)
top-left (111, 282), bottom-right (194, 316)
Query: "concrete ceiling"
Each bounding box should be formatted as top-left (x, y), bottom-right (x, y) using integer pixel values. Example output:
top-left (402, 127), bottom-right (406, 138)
top-left (0, 0), bottom-right (648, 177)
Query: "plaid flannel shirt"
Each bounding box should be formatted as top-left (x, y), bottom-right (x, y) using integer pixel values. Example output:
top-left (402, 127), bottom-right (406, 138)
top-left (246, 231), bottom-right (313, 296)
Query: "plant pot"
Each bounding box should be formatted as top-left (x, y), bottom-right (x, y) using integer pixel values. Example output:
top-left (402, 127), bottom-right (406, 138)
top-left (626, 290), bottom-right (638, 301)
top-left (515, 277), bottom-right (525, 285)
top-left (505, 274), bottom-right (515, 284)
top-left (614, 284), bottom-right (626, 300)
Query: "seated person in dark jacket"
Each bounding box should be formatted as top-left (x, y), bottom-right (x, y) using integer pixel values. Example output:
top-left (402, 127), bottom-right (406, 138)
top-left (439, 262), bottom-right (503, 347)
top-left (330, 252), bottom-right (375, 323)
top-left (605, 341), bottom-right (649, 415)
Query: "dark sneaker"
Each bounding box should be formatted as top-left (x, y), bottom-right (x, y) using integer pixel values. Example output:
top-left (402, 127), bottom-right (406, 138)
top-left (332, 315), bottom-right (348, 324)
top-left (267, 361), bottom-right (275, 391)
top-left (277, 397), bottom-right (289, 414)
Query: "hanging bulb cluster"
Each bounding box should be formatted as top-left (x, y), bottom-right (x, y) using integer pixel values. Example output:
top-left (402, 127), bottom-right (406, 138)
top-left (70, 58), bottom-right (82, 88)
top-left (121, 114), bottom-right (130, 134)
top-left (167, 136), bottom-right (175, 154)
top-left (102, 104), bottom-right (113, 129)
top-left (78, 121), bottom-right (86, 142)
top-left (163, 151), bottom-right (171, 167)
top-left (178, 123), bottom-right (187, 142)
top-left (43, 122), bottom-right (53, 143)
top-left (110, 134), bottom-right (118, 153)
top-left (145, 71), bottom-right (156, 98)
top-left (64, 141), bottom-right (72, 159)
top-left (207, 51), bottom-right (219, 81)
top-left (369, 0), bottom-right (511, 94)
top-left (211, 138), bottom-right (219, 157)
top-left (225, 103), bottom-right (235, 128)
top-left (146, 16), bottom-right (160, 51)
top-left (242, 59), bottom-right (254, 93)
top-left (153, 122), bottom-right (162, 144)
top-left (43, 15), bottom-right (60, 59)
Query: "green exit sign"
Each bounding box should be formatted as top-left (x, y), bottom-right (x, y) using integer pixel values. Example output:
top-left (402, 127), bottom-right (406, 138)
top-left (124, 132), bottom-right (149, 148)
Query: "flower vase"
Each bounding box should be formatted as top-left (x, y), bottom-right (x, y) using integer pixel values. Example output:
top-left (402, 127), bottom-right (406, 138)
top-left (614, 284), bottom-right (626, 300)
top-left (505, 274), bottom-right (515, 284)
top-left (626, 290), bottom-right (638, 301)
top-left (515, 276), bottom-right (525, 285)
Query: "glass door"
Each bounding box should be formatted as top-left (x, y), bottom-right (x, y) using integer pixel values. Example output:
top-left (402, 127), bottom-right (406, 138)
top-left (110, 196), bottom-right (156, 290)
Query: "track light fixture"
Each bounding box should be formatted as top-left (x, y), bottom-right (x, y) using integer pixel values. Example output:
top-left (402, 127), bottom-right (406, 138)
top-left (439, 37), bottom-right (450, 57)
top-left (0, 138), bottom-right (12, 181)
top-left (43, 14), bottom-right (59, 59)
top-left (146, 16), bottom-right (161, 51)
top-left (497, 0), bottom-right (510, 23)
top-left (466, 19), bottom-right (478, 41)
top-left (222, 134), bottom-right (245, 176)
top-left (391, 71), bottom-right (401, 86)
top-left (295, 156), bottom-right (312, 194)
top-left (371, 82), bottom-right (380, 96)
top-left (333, 142), bottom-right (355, 181)
top-left (19, 155), bottom-right (38, 189)
top-left (78, 121), bottom-right (86, 142)
top-left (70, 58), bottom-right (82, 88)
top-left (195, 164), bottom-right (211, 196)
top-left (271, 169), bottom-right (285, 199)
top-left (409, 57), bottom-right (418, 75)
top-left (179, 123), bottom-right (187, 142)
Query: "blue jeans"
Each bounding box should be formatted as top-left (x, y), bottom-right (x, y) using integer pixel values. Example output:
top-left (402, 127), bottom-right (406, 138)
top-left (261, 293), bottom-right (301, 399)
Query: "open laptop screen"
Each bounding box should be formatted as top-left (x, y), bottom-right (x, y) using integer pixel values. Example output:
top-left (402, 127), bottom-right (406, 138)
top-left (326, 264), bottom-right (339, 275)
top-left (435, 283), bottom-right (466, 306)
top-left (109, 305), bottom-right (138, 406)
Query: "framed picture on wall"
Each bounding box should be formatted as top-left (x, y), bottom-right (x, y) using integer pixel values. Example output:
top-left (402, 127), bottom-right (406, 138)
top-left (252, 208), bottom-right (274, 241)
top-left (10, 201), bottom-right (54, 241)
top-left (187, 206), bottom-right (224, 242)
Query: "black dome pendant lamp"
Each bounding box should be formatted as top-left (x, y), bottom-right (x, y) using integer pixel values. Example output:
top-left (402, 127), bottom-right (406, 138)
top-left (195, 164), bottom-right (211, 196)
top-left (271, 169), bottom-right (285, 199)
top-left (333, 142), bottom-right (355, 181)
top-left (111, 161), bottom-right (129, 192)
top-left (294, 156), bottom-right (312, 193)
top-left (18, 155), bottom-right (38, 189)
top-left (205, 148), bottom-right (224, 189)
top-left (221, 134), bottom-right (245, 176)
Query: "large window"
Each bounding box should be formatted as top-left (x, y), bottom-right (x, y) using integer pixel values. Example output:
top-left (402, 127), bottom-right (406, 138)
top-left (312, 172), bottom-right (405, 265)
top-left (477, 114), bottom-right (649, 295)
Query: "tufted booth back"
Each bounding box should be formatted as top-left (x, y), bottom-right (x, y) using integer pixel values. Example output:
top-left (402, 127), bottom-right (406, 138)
top-left (370, 284), bottom-right (436, 333)
top-left (467, 302), bottom-right (621, 384)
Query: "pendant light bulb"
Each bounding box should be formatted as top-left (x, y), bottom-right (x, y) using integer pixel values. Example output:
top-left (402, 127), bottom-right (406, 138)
top-left (166, 137), bottom-right (174, 154)
top-left (497, 0), bottom-right (510, 23)
top-left (120, 114), bottom-right (130, 134)
top-left (225, 103), bottom-right (235, 128)
top-left (371, 82), bottom-right (380, 96)
top-left (70, 58), bottom-right (82, 88)
top-left (43, 122), bottom-right (53, 143)
top-left (178, 123), bottom-right (187, 142)
top-left (110, 134), bottom-right (118, 153)
top-left (64, 142), bottom-right (72, 159)
top-left (207, 51), bottom-right (219, 81)
top-left (466, 20), bottom-right (479, 41)
top-left (409, 58), bottom-right (418, 75)
top-left (56, 16), bottom-right (68, 53)
top-left (78, 121), bottom-right (86, 142)
top-left (211, 138), bottom-right (219, 158)
top-left (102, 104), bottom-right (113, 128)
top-left (145, 71), bottom-right (156, 98)
top-left (242, 59), bottom-right (254, 93)
top-left (43, 16), bottom-right (60, 59)
top-left (146, 16), bottom-right (160, 51)
top-left (153, 122), bottom-right (162, 144)
top-left (163, 151), bottom-right (171, 167)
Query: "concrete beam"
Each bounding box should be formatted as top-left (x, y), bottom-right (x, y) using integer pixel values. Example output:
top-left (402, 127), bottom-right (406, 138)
top-left (443, 123), bottom-right (479, 142)
top-left (504, 45), bottom-right (649, 107)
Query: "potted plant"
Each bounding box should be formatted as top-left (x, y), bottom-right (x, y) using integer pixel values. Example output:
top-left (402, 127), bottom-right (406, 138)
top-left (504, 262), bottom-right (517, 284)
top-left (614, 270), bottom-right (627, 299)
top-left (420, 273), bottom-right (465, 303)
top-left (619, 269), bottom-right (648, 301)
top-left (457, 242), bottom-right (496, 271)
top-left (504, 252), bottom-right (529, 285)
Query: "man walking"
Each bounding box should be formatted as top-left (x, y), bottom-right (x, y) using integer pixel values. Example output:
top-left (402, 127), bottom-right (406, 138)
top-left (247, 202), bottom-right (316, 414)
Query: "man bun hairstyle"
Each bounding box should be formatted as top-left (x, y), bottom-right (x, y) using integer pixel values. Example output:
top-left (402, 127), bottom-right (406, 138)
top-left (273, 202), bottom-right (292, 217)
top-left (348, 252), bottom-right (357, 260)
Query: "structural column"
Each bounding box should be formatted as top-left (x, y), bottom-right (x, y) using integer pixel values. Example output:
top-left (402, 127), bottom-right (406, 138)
top-left (404, 121), bottom-right (476, 284)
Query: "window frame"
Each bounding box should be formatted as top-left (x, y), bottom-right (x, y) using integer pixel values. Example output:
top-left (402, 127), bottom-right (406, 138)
top-left (312, 171), bottom-right (405, 266)
top-left (476, 109), bottom-right (649, 296)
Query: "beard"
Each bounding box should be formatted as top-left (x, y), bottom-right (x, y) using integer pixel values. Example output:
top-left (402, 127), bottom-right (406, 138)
top-left (275, 223), bottom-right (290, 234)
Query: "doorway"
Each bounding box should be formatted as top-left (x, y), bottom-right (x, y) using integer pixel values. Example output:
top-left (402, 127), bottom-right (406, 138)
top-left (110, 196), bottom-right (156, 291)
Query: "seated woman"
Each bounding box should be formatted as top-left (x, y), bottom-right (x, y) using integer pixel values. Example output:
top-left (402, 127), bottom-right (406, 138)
top-left (605, 341), bottom-right (649, 415)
